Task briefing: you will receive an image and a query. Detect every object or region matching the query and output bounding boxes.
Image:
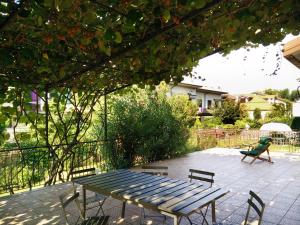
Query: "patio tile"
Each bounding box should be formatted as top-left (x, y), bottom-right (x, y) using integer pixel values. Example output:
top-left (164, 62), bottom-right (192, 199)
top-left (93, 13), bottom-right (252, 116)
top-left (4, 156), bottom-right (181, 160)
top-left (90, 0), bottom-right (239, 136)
top-left (1, 148), bottom-right (300, 225)
top-left (262, 212), bottom-right (284, 224)
top-left (278, 217), bottom-right (300, 225)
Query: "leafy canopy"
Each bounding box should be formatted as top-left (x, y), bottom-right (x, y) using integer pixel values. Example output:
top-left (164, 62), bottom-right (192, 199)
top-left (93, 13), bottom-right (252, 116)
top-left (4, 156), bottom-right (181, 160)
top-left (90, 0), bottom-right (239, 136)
top-left (0, 0), bottom-right (299, 91)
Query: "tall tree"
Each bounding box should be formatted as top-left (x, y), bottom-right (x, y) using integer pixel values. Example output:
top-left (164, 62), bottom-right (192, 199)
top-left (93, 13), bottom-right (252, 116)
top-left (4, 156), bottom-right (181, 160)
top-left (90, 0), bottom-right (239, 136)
top-left (214, 99), bottom-right (245, 124)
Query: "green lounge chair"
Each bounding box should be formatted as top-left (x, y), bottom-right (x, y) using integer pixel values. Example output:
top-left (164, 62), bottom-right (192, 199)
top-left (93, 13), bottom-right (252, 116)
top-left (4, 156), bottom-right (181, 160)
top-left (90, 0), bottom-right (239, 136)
top-left (240, 136), bottom-right (273, 164)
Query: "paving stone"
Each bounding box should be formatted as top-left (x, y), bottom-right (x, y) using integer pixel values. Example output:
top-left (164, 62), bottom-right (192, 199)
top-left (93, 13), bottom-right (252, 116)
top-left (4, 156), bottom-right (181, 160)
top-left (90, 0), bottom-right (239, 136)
top-left (1, 148), bottom-right (300, 224)
top-left (278, 217), bottom-right (300, 225)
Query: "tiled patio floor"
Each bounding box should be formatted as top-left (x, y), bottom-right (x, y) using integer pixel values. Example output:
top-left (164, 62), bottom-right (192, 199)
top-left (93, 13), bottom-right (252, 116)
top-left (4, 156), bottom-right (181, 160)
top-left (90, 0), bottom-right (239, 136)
top-left (1, 148), bottom-right (300, 225)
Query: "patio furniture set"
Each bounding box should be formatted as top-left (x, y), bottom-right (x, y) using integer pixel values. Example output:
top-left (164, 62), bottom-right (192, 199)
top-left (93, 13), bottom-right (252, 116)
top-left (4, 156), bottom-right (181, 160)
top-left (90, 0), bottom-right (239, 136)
top-left (59, 165), bottom-right (266, 225)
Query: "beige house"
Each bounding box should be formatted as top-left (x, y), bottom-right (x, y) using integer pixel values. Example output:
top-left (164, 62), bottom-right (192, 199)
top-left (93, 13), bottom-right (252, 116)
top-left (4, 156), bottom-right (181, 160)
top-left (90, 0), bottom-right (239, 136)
top-left (241, 95), bottom-right (274, 119)
top-left (168, 82), bottom-right (227, 114)
top-left (223, 93), bottom-right (287, 119)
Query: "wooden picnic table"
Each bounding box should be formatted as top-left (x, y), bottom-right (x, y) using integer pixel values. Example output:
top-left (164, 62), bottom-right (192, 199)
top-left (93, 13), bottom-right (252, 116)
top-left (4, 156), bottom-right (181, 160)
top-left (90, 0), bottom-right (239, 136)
top-left (73, 169), bottom-right (228, 225)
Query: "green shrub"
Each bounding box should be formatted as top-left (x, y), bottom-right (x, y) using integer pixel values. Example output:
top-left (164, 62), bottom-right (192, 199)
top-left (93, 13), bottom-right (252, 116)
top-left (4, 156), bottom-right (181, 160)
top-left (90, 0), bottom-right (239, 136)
top-left (196, 136), bottom-right (218, 150)
top-left (253, 108), bottom-right (262, 120)
top-left (201, 117), bottom-right (222, 128)
top-left (0, 124), bottom-right (9, 146)
top-left (94, 87), bottom-right (189, 169)
top-left (234, 119), bottom-right (247, 129)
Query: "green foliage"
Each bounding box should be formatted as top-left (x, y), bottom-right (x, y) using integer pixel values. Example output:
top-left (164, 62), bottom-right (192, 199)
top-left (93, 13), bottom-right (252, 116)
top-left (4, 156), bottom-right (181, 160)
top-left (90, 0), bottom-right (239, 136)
top-left (214, 99), bottom-right (245, 124)
top-left (263, 116), bottom-right (292, 126)
top-left (245, 118), bottom-right (262, 129)
top-left (263, 88), bottom-right (299, 102)
top-left (266, 103), bottom-right (287, 118)
top-left (0, 1), bottom-right (299, 91)
top-left (253, 108), bottom-right (262, 120)
top-left (196, 136), bottom-right (218, 150)
top-left (0, 123), bottom-right (9, 146)
top-left (167, 94), bottom-right (198, 128)
top-left (234, 119), bottom-right (248, 129)
top-left (196, 117), bottom-right (222, 129)
top-left (94, 86), bottom-right (189, 169)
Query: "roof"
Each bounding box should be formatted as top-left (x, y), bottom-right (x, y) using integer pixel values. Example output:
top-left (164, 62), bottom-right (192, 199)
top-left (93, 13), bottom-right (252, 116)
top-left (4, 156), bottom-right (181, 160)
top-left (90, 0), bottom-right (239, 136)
top-left (242, 96), bottom-right (273, 111)
top-left (197, 86), bottom-right (228, 95)
top-left (283, 37), bottom-right (300, 69)
top-left (176, 82), bottom-right (227, 95)
top-left (177, 82), bottom-right (202, 89)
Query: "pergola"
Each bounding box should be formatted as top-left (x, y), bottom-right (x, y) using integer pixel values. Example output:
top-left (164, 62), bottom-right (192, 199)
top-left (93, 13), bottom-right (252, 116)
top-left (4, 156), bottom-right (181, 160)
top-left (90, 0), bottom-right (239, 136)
top-left (283, 37), bottom-right (300, 69)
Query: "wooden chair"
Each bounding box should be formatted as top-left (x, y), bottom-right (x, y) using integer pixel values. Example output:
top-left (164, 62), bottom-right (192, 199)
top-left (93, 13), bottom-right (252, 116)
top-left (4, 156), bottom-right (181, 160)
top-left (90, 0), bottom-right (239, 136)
top-left (71, 168), bottom-right (107, 216)
top-left (185, 169), bottom-right (215, 225)
top-left (141, 165), bottom-right (168, 176)
top-left (216, 190), bottom-right (265, 225)
top-left (240, 136), bottom-right (273, 164)
top-left (59, 186), bottom-right (109, 225)
top-left (140, 165), bottom-right (168, 224)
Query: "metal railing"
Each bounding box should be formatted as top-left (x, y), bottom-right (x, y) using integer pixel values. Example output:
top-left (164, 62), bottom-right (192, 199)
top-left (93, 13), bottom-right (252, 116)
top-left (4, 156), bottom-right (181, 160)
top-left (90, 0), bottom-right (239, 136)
top-left (0, 141), bottom-right (105, 195)
top-left (196, 129), bottom-right (300, 152)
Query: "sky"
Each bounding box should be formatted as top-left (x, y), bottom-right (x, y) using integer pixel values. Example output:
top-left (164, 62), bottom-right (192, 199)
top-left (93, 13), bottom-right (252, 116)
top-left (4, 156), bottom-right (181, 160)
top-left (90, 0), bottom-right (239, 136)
top-left (185, 34), bottom-right (300, 94)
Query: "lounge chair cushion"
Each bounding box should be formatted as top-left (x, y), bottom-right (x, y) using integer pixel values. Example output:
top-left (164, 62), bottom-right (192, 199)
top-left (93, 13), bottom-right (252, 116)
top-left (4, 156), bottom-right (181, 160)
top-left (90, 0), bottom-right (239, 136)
top-left (240, 142), bottom-right (271, 156)
top-left (259, 136), bottom-right (272, 144)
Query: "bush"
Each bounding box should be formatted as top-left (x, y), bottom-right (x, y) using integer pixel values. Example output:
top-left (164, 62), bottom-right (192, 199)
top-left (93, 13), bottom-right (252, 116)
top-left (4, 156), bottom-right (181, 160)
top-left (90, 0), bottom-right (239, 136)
top-left (214, 99), bottom-right (245, 124)
top-left (253, 108), bottom-right (262, 120)
top-left (0, 124), bottom-right (9, 146)
top-left (195, 117), bottom-right (222, 129)
top-left (94, 87), bottom-right (189, 169)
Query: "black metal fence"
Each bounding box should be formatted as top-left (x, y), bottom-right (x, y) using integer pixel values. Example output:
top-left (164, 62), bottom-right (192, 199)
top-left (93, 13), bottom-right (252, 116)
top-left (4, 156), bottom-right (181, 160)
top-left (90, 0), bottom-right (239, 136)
top-left (1, 130), bottom-right (300, 195)
top-left (0, 141), bottom-right (105, 195)
top-left (196, 129), bottom-right (300, 152)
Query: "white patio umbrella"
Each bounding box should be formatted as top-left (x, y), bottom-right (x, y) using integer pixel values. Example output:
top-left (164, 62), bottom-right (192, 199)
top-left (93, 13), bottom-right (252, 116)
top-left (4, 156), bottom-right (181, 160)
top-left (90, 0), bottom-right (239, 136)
top-left (259, 122), bottom-right (292, 132)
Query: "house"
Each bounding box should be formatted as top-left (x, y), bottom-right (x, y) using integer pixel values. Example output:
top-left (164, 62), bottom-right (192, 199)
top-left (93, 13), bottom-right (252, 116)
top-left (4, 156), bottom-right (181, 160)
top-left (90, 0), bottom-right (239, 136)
top-left (241, 95), bottom-right (273, 119)
top-left (167, 82), bottom-right (227, 114)
top-left (229, 93), bottom-right (287, 119)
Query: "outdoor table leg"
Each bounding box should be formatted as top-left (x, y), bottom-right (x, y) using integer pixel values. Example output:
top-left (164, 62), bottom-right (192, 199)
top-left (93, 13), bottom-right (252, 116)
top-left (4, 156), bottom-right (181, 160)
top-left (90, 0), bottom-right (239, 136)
top-left (121, 201), bottom-right (126, 218)
top-left (83, 188), bottom-right (86, 218)
top-left (211, 200), bottom-right (216, 224)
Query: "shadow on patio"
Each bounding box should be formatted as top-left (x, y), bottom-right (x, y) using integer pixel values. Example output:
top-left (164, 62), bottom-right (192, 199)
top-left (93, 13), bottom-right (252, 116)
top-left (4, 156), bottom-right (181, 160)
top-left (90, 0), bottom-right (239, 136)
top-left (1, 148), bottom-right (300, 225)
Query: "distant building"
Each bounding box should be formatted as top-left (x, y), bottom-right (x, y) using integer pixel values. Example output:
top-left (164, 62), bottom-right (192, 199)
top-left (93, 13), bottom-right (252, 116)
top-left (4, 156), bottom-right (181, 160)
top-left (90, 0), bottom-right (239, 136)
top-left (223, 93), bottom-right (287, 119)
top-left (168, 82), bottom-right (227, 114)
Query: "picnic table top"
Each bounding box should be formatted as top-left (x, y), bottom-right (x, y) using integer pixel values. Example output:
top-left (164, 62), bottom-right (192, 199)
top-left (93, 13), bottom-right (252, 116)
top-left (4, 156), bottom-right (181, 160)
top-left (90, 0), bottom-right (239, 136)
top-left (73, 169), bottom-right (228, 217)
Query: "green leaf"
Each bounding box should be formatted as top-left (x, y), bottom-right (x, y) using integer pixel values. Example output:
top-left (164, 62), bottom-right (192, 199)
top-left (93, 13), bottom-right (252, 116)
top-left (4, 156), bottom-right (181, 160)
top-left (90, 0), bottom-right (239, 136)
top-left (83, 11), bottom-right (97, 24)
top-left (127, 9), bottom-right (143, 24)
top-left (60, 0), bottom-right (72, 10)
top-left (0, 49), bottom-right (13, 66)
top-left (37, 66), bottom-right (51, 74)
top-left (44, 0), bottom-right (53, 8)
top-left (114, 32), bottom-right (122, 43)
top-left (104, 29), bottom-right (115, 41)
top-left (162, 10), bottom-right (171, 22)
top-left (18, 8), bottom-right (31, 17)
top-left (37, 16), bottom-right (43, 26)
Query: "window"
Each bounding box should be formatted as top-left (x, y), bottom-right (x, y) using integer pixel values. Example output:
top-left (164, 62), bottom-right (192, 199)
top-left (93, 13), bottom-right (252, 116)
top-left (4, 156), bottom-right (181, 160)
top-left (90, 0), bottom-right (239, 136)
top-left (207, 100), bottom-right (212, 109)
top-left (198, 99), bottom-right (202, 108)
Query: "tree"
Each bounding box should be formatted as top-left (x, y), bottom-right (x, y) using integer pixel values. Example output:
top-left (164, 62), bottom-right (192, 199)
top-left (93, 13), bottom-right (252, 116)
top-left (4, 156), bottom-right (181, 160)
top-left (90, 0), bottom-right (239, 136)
top-left (278, 89), bottom-right (290, 100)
top-left (267, 103), bottom-right (288, 118)
top-left (0, 1), bottom-right (299, 92)
top-left (214, 99), bottom-right (245, 124)
top-left (253, 108), bottom-right (261, 120)
top-left (93, 86), bottom-right (188, 169)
